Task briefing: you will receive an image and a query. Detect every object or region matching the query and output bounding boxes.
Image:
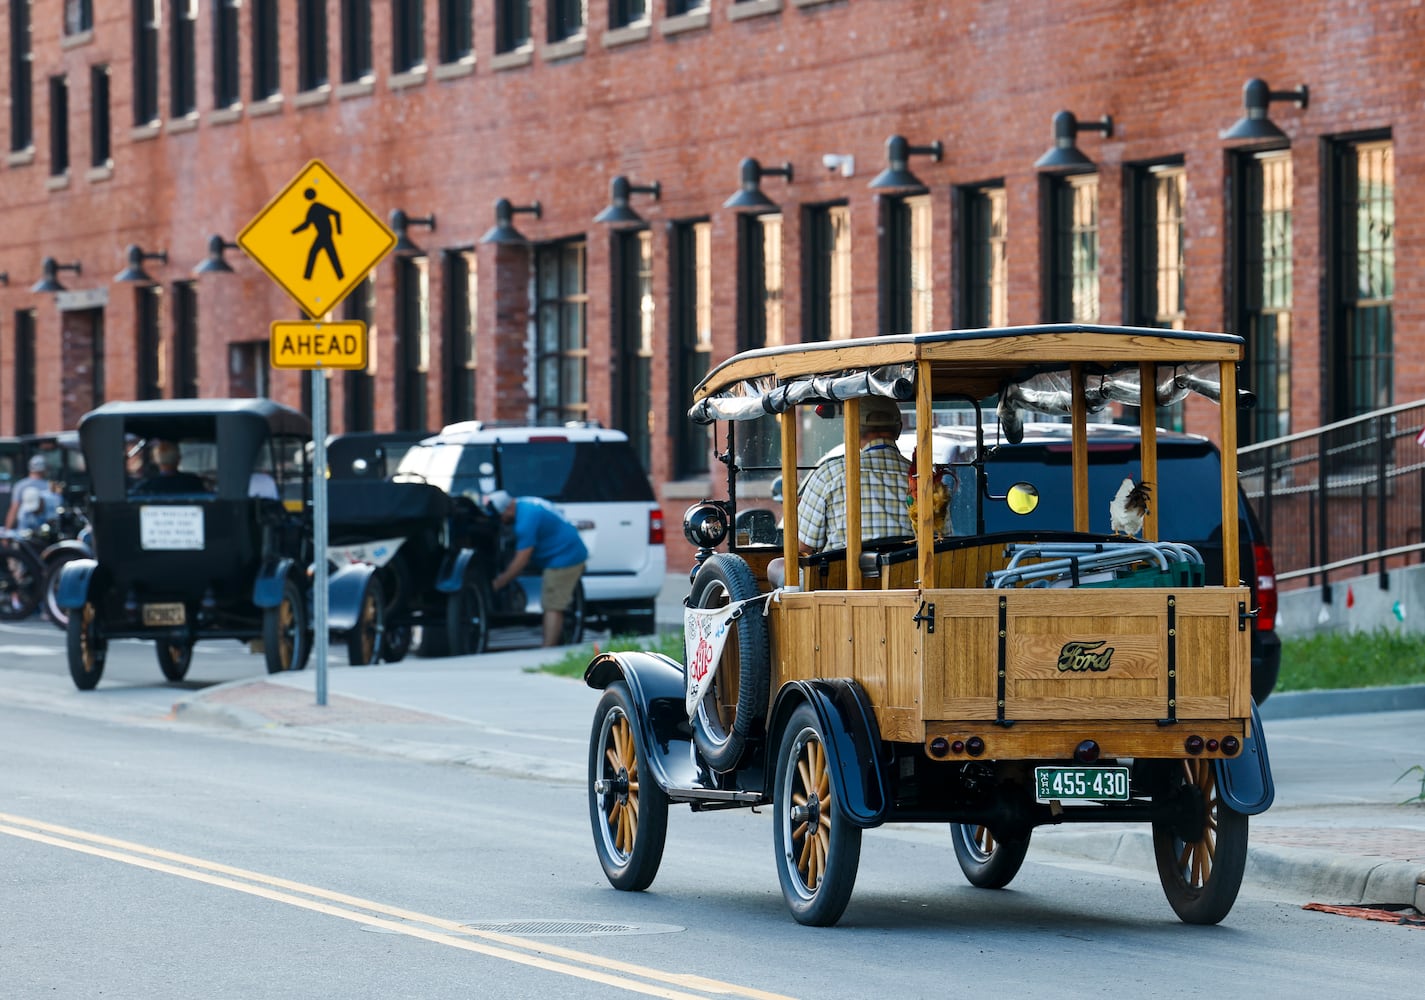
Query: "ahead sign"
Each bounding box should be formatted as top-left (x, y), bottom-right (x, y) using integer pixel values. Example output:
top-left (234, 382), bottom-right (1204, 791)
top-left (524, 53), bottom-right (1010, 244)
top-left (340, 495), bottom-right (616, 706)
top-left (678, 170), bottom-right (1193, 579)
top-left (239, 159), bottom-right (395, 317)
top-left (270, 320), bottom-right (368, 370)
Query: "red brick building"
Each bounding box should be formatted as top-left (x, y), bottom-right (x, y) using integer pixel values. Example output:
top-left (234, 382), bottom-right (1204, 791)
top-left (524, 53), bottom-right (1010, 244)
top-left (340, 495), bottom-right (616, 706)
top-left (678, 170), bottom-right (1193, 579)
top-left (1, 1), bottom-right (1418, 569)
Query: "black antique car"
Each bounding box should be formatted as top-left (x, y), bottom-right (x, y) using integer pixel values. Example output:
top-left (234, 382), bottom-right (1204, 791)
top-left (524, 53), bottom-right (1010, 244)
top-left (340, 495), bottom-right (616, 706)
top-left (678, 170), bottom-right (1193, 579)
top-left (57, 399), bottom-right (381, 689)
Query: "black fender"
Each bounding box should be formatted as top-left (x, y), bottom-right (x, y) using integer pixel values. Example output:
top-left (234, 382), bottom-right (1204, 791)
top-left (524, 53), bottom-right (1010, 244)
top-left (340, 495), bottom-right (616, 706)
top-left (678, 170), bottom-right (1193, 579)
top-left (585, 650), bottom-right (700, 794)
top-left (55, 558), bottom-right (99, 611)
top-left (435, 548), bottom-right (476, 594)
top-left (326, 562), bottom-right (379, 633)
top-left (1215, 700), bottom-right (1275, 815)
top-left (768, 679), bottom-right (887, 829)
top-left (252, 557), bottom-right (296, 609)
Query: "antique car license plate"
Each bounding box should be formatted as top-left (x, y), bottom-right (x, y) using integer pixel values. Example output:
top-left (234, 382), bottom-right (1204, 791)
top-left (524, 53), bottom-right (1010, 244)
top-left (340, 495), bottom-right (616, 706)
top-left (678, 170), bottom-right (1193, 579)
top-left (142, 603), bottom-right (186, 627)
top-left (1034, 765), bottom-right (1130, 802)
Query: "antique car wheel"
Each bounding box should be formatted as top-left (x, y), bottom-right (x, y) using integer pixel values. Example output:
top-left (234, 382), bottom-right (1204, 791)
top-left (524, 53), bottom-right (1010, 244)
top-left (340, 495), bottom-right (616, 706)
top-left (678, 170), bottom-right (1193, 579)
top-left (346, 576), bottom-right (384, 666)
top-left (66, 601), bottom-right (107, 691)
top-left (446, 574), bottom-right (490, 656)
top-left (0, 543), bottom-right (43, 621)
top-left (1152, 758), bottom-right (1249, 925)
top-left (559, 581), bottom-right (586, 645)
top-left (380, 624), bottom-right (411, 663)
top-left (263, 577), bottom-right (310, 674)
top-left (156, 640), bottom-right (194, 682)
top-left (588, 682), bottom-right (668, 892)
top-left (688, 553), bottom-right (769, 772)
top-left (773, 703), bottom-right (861, 926)
top-left (951, 824), bottom-right (1032, 889)
top-left (43, 549), bottom-right (85, 630)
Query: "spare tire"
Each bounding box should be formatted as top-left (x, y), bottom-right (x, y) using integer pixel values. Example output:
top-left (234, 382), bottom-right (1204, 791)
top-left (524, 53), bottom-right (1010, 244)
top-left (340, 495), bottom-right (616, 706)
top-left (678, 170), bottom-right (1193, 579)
top-left (688, 553), bottom-right (770, 771)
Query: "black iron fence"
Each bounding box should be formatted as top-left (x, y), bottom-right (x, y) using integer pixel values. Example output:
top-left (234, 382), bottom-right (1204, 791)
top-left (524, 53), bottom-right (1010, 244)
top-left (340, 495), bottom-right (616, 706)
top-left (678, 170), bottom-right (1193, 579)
top-left (1238, 399), bottom-right (1425, 595)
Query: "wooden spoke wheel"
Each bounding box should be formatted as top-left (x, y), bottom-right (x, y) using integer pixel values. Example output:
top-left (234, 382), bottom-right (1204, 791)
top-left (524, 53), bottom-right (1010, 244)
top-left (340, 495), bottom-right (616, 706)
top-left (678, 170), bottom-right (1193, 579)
top-left (951, 824), bottom-right (1031, 889)
top-left (1152, 758), bottom-right (1249, 925)
top-left (588, 683), bottom-right (668, 892)
top-left (156, 639), bottom-right (194, 682)
top-left (346, 576), bottom-right (384, 666)
top-left (66, 600), bottom-right (107, 691)
top-left (263, 577), bottom-right (310, 674)
top-left (773, 703), bottom-right (861, 926)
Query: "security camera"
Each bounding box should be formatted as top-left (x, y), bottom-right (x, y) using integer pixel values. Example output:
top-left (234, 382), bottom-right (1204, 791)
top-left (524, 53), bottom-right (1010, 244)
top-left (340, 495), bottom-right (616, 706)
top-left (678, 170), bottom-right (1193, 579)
top-left (822, 154), bottom-right (854, 178)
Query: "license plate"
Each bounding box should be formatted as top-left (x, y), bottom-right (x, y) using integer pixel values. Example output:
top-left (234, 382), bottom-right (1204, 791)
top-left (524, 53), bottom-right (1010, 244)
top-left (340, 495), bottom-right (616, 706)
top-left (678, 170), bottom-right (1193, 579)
top-left (142, 603), bottom-right (186, 626)
top-left (1034, 766), bottom-right (1130, 802)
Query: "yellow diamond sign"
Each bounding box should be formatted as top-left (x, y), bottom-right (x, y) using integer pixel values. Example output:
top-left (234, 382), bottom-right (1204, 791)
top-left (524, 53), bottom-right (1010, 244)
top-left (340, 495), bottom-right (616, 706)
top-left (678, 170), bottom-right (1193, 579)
top-left (270, 320), bottom-right (368, 371)
top-left (239, 159), bottom-right (395, 318)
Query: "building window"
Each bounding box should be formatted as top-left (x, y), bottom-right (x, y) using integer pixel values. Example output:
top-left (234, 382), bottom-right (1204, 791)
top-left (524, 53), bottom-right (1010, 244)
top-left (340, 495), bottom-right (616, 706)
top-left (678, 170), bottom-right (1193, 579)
top-left (496, 0), bottom-right (530, 53)
top-left (883, 193), bottom-right (932, 335)
top-left (393, 0), bottom-right (424, 72)
top-left (89, 65), bottom-right (110, 168)
top-left (252, 0), bottom-right (281, 100)
top-left (13, 310), bottom-right (36, 435)
top-left (136, 286), bottom-right (163, 399)
top-left (213, 0), bottom-right (241, 107)
top-left (805, 204), bottom-right (851, 342)
top-left (1046, 172), bottom-right (1100, 322)
top-left (443, 251), bottom-right (477, 424)
top-left (396, 256), bottom-right (430, 431)
top-left (610, 0), bottom-right (646, 28)
top-left (668, 0), bottom-right (707, 13)
top-left (9, 1), bottom-right (33, 152)
top-left (48, 76), bottom-right (68, 176)
top-left (65, 0), bottom-right (94, 34)
top-left (1329, 137), bottom-right (1395, 422)
top-left (171, 0), bottom-right (197, 117)
top-left (228, 341), bottom-right (271, 398)
top-left (671, 220), bottom-right (712, 478)
top-left (1129, 162), bottom-right (1186, 332)
top-left (341, 0), bottom-right (373, 82)
top-left (343, 276), bottom-right (375, 430)
top-left (549, 0), bottom-right (584, 42)
top-left (133, 0), bottom-right (159, 124)
top-left (614, 229), bottom-right (654, 469)
top-left (738, 213), bottom-right (782, 352)
top-left (534, 239), bottom-right (588, 426)
top-left (172, 282), bottom-right (199, 398)
top-left (961, 183), bottom-right (1007, 329)
top-left (439, 0), bottom-right (473, 62)
top-left (1235, 149), bottom-right (1293, 444)
top-left (299, 0), bottom-right (328, 91)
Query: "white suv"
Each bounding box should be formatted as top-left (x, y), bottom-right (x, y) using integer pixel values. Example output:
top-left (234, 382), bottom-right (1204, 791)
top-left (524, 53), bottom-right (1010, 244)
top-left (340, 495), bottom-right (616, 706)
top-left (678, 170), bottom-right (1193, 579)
top-left (394, 423), bottom-right (666, 634)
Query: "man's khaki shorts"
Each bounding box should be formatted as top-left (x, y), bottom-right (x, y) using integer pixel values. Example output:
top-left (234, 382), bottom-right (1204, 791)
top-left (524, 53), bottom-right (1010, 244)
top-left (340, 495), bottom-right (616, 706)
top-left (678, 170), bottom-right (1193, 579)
top-left (542, 563), bottom-right (585, 612)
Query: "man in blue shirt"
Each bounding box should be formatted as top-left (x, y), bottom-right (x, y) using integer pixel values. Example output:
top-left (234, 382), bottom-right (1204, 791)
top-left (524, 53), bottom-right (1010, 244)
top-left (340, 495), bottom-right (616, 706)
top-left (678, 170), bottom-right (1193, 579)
top-left (487, 490), bottom-right (589, 647)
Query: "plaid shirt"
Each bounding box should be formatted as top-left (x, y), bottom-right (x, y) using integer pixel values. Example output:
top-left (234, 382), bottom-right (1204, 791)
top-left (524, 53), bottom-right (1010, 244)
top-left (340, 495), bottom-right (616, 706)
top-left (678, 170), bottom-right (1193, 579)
top-left (797, 441), bottom-right (912, 552)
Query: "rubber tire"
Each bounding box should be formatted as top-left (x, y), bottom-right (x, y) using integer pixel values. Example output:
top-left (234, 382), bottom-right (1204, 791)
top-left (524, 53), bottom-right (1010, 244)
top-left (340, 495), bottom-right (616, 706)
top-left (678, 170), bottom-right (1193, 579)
top-left (263, 577), bottom-right (309, 674)
top-left (380, 623), bottom-right (411, 663)
top-left (688, 553), bottom-right (770, 772)
top-left (156, 640), bottom-right (194, 682)
top-left (66, 600), bottom-right (107, 691)
top-left (43, 549), bottom-right (85, 630)
top-left (0, 543), bottom-right (43, 621)
top-left (1152, 759), bottom-right (1250, 925)
top-left (446, 574), bottom-right (490, 656)
top-left (951, 824), bottom-right (1032, 889)
top-left (588, 682), bottom-right (669, 892)
top-left (346, 575), bottom-right (384, 666)
top-left (559, 580), bottom-right (586, 646)
top-left (414, 624), bottom-right (448, 658)
top-left (773, 703), bottom-right (861, 927)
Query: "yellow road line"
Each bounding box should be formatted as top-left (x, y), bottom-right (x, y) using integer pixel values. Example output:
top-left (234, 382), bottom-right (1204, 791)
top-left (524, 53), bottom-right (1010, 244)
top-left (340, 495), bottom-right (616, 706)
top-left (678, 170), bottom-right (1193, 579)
top-left (0, 812), bottom-right (796, 1000)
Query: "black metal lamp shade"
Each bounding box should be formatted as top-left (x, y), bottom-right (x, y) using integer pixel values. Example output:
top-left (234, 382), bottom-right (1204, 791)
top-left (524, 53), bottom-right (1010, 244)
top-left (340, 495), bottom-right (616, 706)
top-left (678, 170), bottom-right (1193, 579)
top-left (1221, 78), bottom-right (1309, 142)
top-left (1034, 111), bottom-right (1114, 172)
top-left (724, 158), bottom-right (794, 212)
top-left (868, 135), bottom-right (944, 193)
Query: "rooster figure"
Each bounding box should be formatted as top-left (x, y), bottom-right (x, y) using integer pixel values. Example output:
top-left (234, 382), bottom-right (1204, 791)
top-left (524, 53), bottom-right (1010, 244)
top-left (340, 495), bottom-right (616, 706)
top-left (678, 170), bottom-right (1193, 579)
top-left (1109, 478), bottom-right (1152, 537)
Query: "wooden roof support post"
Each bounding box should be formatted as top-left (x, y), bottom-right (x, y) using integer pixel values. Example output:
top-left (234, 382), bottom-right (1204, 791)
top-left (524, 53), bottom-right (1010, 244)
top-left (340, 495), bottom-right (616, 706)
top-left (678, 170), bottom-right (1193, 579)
top-left (844, 398), bottom-right (863, 590)
top-left (1218, 360), bottom-right (1241, 587)
top-left (916, 361), bottom-right (935, 590)
top-left (780, 408), bottom-right (800, 589)
top-left (1139, 361), bottom-right (1160, 541)
top-left (1070, 363), bottom-right (1090, 532)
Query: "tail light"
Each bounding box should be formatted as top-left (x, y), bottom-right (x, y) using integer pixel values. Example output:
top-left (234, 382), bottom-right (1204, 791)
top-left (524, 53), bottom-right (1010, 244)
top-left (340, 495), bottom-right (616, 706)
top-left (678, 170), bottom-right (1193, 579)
top-left (649, 507), bottom-right (665, 546)
top-left (1252, 542), bottom-right (1277, 632)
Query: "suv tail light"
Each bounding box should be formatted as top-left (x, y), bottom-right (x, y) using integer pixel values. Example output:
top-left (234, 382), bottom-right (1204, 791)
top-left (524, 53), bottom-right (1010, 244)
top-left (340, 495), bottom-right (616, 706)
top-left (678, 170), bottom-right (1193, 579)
top-left (649, 507), bottom-right (665, 546)
top-left (1252, 542), bottom-right (1277, 632)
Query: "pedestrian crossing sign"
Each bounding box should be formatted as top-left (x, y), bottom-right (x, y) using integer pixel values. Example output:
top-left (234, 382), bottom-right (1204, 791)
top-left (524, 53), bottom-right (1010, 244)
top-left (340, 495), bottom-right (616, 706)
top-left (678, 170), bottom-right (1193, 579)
top-left (238, 159), bottom-right (396, 318)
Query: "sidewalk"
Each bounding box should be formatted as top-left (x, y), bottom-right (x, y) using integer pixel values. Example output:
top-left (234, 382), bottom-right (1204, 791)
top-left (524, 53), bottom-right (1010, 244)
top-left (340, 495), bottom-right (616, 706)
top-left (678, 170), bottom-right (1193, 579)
top-left (171, 639), bottom-right (1425, 915)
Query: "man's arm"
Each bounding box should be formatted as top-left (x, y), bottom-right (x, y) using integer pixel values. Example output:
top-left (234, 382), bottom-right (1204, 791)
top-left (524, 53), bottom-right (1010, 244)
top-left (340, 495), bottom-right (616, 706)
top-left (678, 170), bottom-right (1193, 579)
top-left (4, 494), bottom-right (17, 529)
top-left (492, 546), bottom-right (534, 591)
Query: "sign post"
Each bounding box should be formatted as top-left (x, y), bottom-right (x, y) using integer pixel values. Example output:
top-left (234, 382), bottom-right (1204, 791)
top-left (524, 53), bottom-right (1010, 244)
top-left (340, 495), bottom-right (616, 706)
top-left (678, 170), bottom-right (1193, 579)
top-left (238, 159), bottom-right (395, 706)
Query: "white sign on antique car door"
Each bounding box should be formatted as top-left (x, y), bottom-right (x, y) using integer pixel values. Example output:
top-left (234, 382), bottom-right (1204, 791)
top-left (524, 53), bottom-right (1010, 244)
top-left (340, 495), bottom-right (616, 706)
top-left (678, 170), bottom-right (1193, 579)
top-left (139, 506), bottom-right (204, 550)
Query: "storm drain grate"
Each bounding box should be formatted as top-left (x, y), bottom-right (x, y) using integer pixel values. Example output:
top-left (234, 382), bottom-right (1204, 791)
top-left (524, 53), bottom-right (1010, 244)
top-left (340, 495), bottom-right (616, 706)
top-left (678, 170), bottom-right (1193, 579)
top-left (463, 919), bottom-right (682, 937)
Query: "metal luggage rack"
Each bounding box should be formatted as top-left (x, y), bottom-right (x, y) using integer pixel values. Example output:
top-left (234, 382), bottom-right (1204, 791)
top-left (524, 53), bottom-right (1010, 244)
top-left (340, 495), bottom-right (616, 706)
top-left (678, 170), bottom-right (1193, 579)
top-left (989, 540), bottom-right (1204, 589)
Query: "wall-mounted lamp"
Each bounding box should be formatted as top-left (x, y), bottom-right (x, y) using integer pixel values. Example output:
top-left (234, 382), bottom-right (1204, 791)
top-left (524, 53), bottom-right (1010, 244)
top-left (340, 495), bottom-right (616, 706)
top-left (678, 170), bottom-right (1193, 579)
top-left (593, 176), bottom-right (661, 228)
top-left (194, 234), bottom-right (240, 275)
top-left (31, 257), bottom-right (81, 293)
top-left (724, 158), bottom-right (794, 213)
top-left (1221, 78), bottom-right (1309, 142)
top-left (478, 198), bottom-right (542, 245)
top-left (1033, 111), bottom-right (1114, 172)
top-left (869, 135), bottom-right (943, 192)
top-left (114, 244), bottom-right (169, 283)
top-left (821, 154), bottom-right (855, 178)
top-left (390, 209), bottom-right (437, 255)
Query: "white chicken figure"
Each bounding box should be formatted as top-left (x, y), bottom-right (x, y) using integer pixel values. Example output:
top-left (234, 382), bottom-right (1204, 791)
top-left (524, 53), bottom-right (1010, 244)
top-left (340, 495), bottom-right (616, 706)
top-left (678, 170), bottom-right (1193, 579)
top-left (1109, 477), bottom-right (1152, 537)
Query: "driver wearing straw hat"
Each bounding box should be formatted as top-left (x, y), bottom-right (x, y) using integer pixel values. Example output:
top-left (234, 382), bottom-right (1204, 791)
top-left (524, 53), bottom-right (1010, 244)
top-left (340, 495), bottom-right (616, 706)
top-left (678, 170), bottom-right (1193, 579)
top-left (797, 396), bottom-right (912, 555)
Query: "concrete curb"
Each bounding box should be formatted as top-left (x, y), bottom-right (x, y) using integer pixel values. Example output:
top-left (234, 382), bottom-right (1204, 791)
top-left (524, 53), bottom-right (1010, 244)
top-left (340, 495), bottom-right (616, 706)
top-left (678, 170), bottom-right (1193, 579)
top-left (1258, 683), bottom-right (1425, 720)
